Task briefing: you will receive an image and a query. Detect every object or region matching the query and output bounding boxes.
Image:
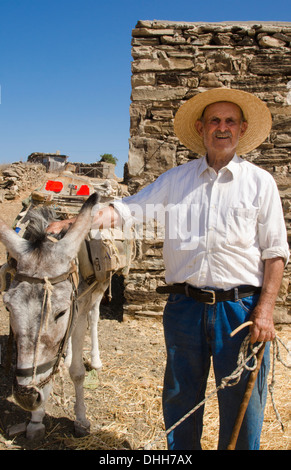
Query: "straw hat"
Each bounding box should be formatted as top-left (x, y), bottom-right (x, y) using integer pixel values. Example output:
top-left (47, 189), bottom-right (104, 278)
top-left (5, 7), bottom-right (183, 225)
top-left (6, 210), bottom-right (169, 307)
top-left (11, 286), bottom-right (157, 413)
top-left (174, 88), bottom-right (272, 155)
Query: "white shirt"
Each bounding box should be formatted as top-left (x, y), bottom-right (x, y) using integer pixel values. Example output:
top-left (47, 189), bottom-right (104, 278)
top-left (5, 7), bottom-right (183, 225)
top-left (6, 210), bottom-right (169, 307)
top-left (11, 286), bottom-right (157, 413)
top-left (112, 155), bottom-right (289, 290)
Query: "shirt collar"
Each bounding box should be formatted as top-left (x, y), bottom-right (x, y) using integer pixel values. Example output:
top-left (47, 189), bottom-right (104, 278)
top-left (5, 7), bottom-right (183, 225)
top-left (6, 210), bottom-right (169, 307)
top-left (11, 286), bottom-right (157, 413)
top-left (198, 153), bottom-right (242, 179)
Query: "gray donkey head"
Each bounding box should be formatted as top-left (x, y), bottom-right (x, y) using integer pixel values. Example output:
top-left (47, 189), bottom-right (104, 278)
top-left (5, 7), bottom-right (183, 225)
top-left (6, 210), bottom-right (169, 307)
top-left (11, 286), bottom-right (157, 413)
top-left (0, 192), bottom-right (99, 411)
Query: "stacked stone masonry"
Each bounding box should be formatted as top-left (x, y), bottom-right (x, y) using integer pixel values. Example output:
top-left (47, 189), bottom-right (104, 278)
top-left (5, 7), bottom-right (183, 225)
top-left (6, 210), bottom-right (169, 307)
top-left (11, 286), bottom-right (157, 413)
top-left (123, 20), bottom-right (291, 322)
top-left (0, 163), bottom-right (46, 202)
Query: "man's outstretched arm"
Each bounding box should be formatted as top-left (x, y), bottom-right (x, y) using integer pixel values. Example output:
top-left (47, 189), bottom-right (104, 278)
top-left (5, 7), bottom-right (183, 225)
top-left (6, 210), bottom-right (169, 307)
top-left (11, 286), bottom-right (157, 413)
top-left (47, 205), bottom-right (121, 234)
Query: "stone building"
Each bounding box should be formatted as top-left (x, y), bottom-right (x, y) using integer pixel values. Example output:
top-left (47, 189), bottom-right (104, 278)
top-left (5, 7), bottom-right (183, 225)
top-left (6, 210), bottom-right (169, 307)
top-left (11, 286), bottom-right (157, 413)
top-left (122, 20), bottom-right (291, 323)
top-left (74, 161), bottom-right (117, 179)
top-left (27, 152), bottom-right (69, 172)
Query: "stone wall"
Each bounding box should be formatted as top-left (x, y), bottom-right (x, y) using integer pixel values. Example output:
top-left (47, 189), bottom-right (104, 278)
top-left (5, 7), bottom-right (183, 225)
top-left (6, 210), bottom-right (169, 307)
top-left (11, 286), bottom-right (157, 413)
top-left (0, 162), bottom-right (46, 201)
top-left (123, 20), bottom-right (291, 322)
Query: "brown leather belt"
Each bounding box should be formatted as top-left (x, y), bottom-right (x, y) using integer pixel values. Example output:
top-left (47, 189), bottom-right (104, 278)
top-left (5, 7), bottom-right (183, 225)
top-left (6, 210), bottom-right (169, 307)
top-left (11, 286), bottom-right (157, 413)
top-left (156, 283), bottom-right (261, 305)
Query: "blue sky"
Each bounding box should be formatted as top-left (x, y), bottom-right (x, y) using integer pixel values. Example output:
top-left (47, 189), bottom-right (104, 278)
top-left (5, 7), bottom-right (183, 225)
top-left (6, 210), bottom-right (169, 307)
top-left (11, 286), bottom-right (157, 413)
top-left (0, 0), bottom-right (290, 177)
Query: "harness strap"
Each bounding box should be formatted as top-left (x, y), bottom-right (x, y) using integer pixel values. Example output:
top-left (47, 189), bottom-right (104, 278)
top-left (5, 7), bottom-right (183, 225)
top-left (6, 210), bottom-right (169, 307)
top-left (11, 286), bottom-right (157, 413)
top-left (14, 262), bottom-right (78, 286)
top-left (15, 358), bottom-right (58, 377)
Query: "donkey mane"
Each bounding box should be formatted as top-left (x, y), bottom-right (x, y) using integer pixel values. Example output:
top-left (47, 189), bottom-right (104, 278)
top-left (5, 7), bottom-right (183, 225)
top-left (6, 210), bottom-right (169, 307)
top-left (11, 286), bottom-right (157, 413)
top-left (24, 207), bottom-right (62, 247)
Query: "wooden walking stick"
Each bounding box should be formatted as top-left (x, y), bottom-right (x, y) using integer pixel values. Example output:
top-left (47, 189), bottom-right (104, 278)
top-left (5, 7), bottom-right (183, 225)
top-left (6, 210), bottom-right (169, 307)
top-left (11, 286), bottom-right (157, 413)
top-left (227, 322), bottom-right (266, 450)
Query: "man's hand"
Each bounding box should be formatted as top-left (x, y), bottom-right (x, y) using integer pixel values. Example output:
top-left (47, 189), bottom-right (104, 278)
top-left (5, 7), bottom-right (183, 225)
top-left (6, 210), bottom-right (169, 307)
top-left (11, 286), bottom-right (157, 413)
top-left (46, 205), bottom-right (122, 235)
top-left (47, 218), bottom-right (76, 234)
top-left (249, 305), bottom-right (276, 344)
top-left (249, 257), bottom-right (285, 343)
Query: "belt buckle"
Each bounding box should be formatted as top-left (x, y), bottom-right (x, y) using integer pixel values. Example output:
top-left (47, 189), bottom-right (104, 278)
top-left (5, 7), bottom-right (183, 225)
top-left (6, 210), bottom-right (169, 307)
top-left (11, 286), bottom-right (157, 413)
top-left (201, 289), bottom-right (216, 305)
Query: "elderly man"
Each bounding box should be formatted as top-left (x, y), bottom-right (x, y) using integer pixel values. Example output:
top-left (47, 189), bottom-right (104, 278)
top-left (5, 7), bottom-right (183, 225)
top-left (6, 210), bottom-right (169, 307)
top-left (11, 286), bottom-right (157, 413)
top-left (49, 88), bottom-right (289, 450)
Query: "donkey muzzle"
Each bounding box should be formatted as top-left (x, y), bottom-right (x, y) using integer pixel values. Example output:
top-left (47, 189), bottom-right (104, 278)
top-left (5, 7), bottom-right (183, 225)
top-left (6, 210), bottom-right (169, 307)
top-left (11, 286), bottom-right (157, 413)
top-left (13, 381), bottom-right (43, 411)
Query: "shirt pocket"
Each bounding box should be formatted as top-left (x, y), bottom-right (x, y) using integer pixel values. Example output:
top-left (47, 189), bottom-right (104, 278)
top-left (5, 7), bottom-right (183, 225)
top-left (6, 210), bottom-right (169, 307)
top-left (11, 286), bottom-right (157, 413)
top-left (226, 207), bottom-right (259, 248)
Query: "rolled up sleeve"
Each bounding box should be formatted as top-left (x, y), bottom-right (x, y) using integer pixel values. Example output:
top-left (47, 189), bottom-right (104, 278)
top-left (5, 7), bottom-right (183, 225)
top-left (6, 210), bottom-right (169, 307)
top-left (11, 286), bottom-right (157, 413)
top-left (258, 176), bottom-right (290, 266)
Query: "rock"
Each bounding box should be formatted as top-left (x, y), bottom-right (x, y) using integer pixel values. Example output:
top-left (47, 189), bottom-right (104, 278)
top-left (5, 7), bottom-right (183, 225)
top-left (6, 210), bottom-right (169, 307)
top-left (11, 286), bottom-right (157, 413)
top-left (131, 85), bottom-right (188, 101)
top-left (190, 33), bottom-right (212, 45)
top-left (274, 134), bottom-right (291, 147)
top-left (258, 35), bottom-right (286, 47)
top-left (213, 33), bottom-right (235, 45)
top-left (115, 347), bottom-right (124, 355)
top-left (131, 73), bottom-right (156, 87)
top-left (161, 35), bottom-right (187, 45)
top-left (3, 169), bottom-right (22, 178)
top-left (273, 32), bottom-right (291, 42)
top-left (200, 73), bottom-right (223, 88)
top-left (132, 58), bottom-right (194, 73)
top-left (132, 28), bottom-right (175, 37)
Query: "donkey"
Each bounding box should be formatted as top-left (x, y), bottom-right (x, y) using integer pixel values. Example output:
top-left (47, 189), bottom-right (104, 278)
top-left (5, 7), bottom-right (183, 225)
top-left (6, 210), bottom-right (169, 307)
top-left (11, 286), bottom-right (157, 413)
top-left (0, 192), bottom-right (110, 440)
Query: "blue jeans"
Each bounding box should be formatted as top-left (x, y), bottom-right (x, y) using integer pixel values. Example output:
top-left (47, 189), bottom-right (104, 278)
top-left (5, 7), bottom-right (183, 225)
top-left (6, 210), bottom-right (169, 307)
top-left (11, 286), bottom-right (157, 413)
top-left (162, 292), bottom-right (270, 450)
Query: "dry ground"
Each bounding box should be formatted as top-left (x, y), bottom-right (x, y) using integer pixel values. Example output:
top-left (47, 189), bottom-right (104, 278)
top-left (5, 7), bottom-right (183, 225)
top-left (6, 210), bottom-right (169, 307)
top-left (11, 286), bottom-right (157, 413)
top-left (0, 189), bottom-right (290, 451)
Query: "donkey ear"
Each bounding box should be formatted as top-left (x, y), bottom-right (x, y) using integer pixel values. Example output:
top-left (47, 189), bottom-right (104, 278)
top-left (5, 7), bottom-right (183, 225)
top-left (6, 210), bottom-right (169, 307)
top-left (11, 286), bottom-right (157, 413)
top-left (56, 192), bottom-right (99, 259)
top-left (0, 218), bottom-right (28, 261)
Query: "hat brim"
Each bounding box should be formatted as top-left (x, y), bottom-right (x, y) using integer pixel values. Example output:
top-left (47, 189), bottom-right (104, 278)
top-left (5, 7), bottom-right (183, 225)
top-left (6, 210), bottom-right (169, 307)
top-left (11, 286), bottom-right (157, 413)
top-left (174, 88), bottom-right (272, 156)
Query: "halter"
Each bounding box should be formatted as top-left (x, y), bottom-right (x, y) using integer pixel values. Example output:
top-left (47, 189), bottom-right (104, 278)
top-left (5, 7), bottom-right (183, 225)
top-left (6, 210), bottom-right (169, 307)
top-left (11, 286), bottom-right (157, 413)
top-left (10, 261), bottom-right (79, 388)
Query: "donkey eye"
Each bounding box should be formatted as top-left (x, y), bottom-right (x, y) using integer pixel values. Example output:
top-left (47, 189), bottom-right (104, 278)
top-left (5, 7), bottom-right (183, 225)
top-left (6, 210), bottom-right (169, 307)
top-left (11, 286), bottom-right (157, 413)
top-left (54, 310), bottom-right (66, 322)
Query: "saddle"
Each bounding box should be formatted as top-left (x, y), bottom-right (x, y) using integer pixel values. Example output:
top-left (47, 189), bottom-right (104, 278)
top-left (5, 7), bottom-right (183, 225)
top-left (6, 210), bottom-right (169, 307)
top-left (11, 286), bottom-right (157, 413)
top-left (78, 227), bottom-right (135, 285)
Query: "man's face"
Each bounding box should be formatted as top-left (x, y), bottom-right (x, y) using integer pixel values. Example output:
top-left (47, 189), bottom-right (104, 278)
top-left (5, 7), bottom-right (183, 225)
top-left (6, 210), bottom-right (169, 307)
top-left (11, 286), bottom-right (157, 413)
top-left (195, 101), bottom-right (248, 157)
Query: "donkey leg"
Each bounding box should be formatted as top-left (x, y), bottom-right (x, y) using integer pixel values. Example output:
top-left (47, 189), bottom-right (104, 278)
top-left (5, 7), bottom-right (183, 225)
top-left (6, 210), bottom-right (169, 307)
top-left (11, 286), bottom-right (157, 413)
top-left (64, 337), bottom-right (72, 367)
top-left (89, 281), bottom-right (110, 370)
top-left (89, 297), bottom-right (102, 370)
top-left (27, 408), bottom-right (46, 440)
top-left (69, 312), bottom-right (90, 436)
top-left (26, 383), bottom-right (52, 440)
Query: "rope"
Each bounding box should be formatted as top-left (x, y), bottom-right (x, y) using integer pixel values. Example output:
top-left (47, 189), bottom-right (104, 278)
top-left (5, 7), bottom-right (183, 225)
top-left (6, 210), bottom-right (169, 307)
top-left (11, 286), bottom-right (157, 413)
top-left (268, 336), bottom-right (291, 432)
top-left (32, 277), bottom-right (54, 384)
top-left (143, 333), bottom-right (290, 450)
